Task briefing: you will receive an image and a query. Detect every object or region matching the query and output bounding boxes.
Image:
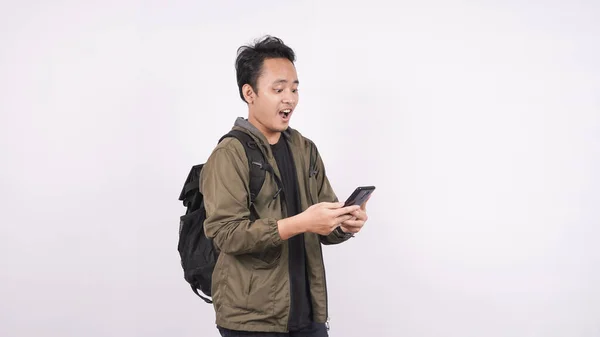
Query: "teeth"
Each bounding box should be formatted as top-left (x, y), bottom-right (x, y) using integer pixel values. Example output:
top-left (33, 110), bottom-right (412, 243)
top-left (281, 109), bottom-right (291, 113)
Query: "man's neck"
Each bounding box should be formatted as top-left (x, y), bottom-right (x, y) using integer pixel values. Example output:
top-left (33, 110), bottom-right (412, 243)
top-left (265, 132), bottom-right (281, 145)
top-left (247, 115), bottom-right (281, 145)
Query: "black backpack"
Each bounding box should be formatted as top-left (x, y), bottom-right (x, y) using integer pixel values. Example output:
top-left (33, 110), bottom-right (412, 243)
top-left (177, 130), bottom-right (279, 303)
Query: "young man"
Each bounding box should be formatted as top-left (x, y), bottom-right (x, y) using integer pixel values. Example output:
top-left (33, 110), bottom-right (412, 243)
top-left (200, 35), bottom-right (370, 337)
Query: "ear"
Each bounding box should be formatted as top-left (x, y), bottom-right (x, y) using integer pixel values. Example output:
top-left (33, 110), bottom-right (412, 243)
top-left (242, 84), bottom-right (255, 104)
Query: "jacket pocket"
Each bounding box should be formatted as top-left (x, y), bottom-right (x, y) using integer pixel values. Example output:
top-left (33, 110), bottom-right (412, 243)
top-left (212, 253), bottom-right (226, 305)
top-left (222, 256), bottom-right (253, 311)
top-left (245, 257), bottom-right (279, 315)
top-left (250, 245), bottom-right (282, 270)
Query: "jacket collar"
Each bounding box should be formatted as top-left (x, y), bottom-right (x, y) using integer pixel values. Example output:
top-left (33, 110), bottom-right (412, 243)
top-left (233, 117), bottom-right (294, 146)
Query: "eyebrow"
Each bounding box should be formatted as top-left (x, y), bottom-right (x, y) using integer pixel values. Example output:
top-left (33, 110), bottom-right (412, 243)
top-left (273, 79), bottom-right (300, 85)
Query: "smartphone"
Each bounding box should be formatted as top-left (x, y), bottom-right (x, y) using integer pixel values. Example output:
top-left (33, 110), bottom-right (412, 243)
top-left (343, 186), bottom-right (376, 207)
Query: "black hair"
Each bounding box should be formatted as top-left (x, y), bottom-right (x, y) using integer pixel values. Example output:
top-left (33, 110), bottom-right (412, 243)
top-left (235, 35), bottom-right (296, 103)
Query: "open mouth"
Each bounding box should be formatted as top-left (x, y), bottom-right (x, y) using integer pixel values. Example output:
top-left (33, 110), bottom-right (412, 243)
top-left (279, 109), bottom-right (292, 119)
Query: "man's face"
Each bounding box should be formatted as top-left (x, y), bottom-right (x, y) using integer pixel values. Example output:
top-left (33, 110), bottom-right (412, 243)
top-left (245, 57), bottom-right (299, 143)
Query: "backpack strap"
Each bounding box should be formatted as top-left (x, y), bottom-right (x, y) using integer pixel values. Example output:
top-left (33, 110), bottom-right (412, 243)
top-left (191, 285), bottom-right (213, 304)
top-left (219, 130), bottom-right (283, 206)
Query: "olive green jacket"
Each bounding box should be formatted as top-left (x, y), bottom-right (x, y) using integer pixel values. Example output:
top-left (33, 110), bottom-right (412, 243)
top-left (199, 117), bottom-right (352, 332)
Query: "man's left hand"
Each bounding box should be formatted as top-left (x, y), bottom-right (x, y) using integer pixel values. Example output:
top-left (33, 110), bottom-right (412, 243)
top-left (339, 197), bottom-right (370, 234)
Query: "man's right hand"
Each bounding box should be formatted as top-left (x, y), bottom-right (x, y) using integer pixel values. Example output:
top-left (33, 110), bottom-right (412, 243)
top-left (277, 202), bottom-right (360, 239)
top-left (299, 202), bottom-right (360, 236)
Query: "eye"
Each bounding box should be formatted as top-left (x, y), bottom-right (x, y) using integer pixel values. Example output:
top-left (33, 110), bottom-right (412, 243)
top-left (275, 89), bottom-right (283, 93)
top-left (292, 89), bottom-right (298, 93)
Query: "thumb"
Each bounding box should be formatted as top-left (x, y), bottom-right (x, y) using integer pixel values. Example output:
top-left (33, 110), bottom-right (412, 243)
top-left (320, 201), bottom-right (345, 209)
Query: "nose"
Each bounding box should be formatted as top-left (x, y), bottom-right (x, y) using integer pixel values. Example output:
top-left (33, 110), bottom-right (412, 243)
top-left (282, 90), bottom-right (296, 105)
top-left (282, 97), bottom-right (296, 107)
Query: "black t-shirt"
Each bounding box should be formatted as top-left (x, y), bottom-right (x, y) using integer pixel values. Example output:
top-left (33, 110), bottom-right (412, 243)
top-left (271, 135), bottom-right (313, 331)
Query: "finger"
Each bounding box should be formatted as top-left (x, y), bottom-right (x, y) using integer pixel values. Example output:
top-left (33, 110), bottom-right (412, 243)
top-left (341, 219), bottom-right (364, 228)
top-left (333, 205), bottom-right (360, 217)
top-left (354, 210), bottom-right (367, 221)
top-left (340, 225), bottom-right (360, 233)
top-left (360, 195), bottom-right (371, 210)
top-left (321, 201), bottom-right (345, 209)
top-left (331, 216), bottom-right (352, 227)
top-left (333, 215), bottom-right (354, 226)
top-left (347, 209), bottom-right (364, 220)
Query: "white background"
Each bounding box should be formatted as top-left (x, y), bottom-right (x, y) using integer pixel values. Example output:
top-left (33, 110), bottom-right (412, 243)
top-left (1, 1), bottom-right (599, 336)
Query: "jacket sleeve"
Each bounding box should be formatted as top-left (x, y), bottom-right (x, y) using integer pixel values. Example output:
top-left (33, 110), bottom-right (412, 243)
top-left (200, 146), bottom-right (282, 255)
top-left (311, 144), bottom-right (354, 245)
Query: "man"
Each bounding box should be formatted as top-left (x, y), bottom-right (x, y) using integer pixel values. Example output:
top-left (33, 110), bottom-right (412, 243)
top-left (200, 35), bottom-right (370, 337)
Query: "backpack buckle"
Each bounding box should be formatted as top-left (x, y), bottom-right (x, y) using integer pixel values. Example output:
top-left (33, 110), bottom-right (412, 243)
top-left (273, 188), bottom-right (282, 200)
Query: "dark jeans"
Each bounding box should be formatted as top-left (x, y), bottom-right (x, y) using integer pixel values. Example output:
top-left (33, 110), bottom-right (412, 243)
top-left (217, 322), bottom-right (328, 337)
